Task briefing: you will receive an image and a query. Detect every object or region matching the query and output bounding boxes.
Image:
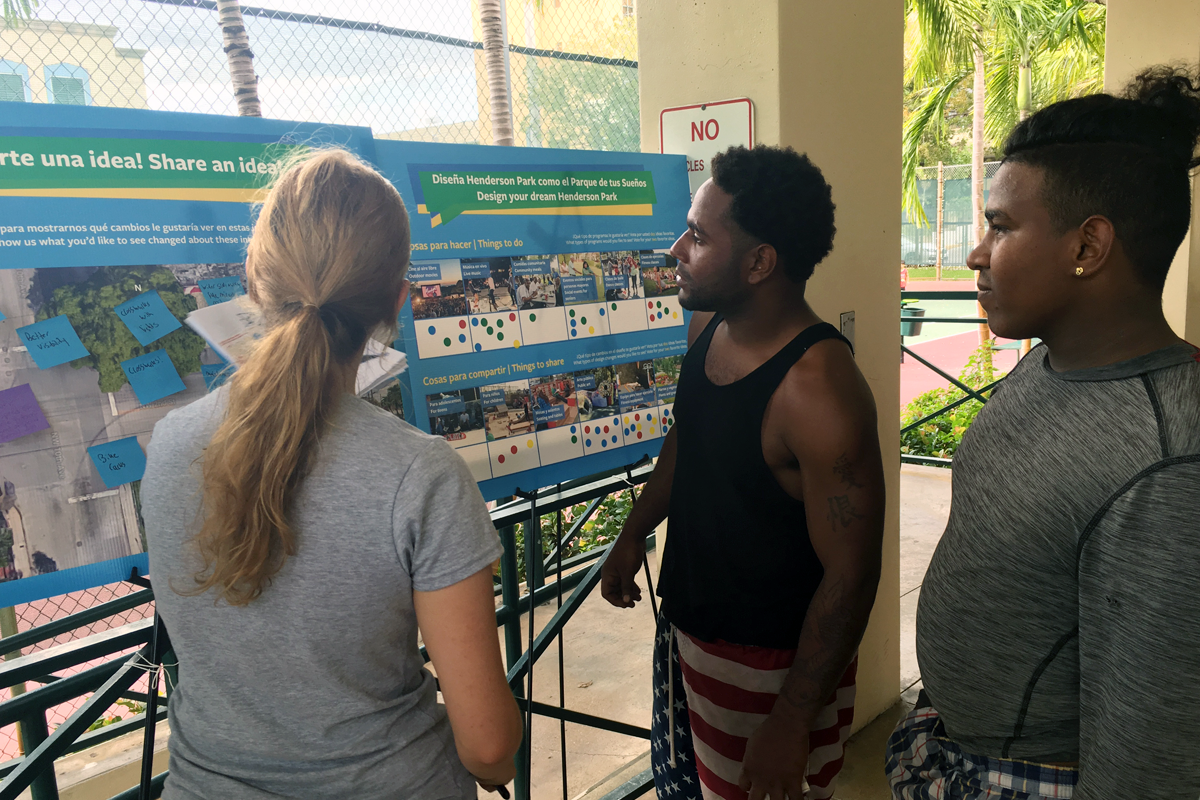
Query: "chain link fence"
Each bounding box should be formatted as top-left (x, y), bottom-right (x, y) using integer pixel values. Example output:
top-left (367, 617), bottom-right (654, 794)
top-left (1, 0), bottom-right (641, 148)
top-left (0, 583), bottom-right (154, 761)
top-left (1, 0), bottom-right (640, 766)
top-left (902, 161), bottom-right (1002, 268)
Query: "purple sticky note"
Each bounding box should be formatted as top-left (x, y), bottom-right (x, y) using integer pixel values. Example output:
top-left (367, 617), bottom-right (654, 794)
top-left (0, 384), bottom-right (50, 443)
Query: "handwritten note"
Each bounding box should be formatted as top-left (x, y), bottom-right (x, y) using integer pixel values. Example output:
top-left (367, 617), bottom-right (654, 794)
top-left (114, 290), bottom-right (182, 347)
top-left (120, 350), bottom-right (186, 405)
top-left (0, 384), bottom-right (50, 444)
top-left (87, 436), bottom-right (147, 489)
top-left (198, 276), bottom-right (246, 306)
top-left (16, 315), bottom-right (90, 369)
top-left (201, 361), bottom-right (233, 391)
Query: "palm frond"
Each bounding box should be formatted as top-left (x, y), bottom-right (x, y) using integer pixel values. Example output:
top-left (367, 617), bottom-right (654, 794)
top-left (903, 70), bottom-right (971, 225)
top-left (905, 0), bottom-right (981, 85)
top-left (3, 0), bottom-right (37, 26)
top-left (984, 57), bottom-right (1020, 148)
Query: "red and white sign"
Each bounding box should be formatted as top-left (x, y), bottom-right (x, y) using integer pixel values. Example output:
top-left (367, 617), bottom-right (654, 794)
top-left (660, 98), bottom-right (754, 196)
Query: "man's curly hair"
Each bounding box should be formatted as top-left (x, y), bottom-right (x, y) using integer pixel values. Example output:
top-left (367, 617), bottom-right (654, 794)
top-left (710, 145), bottom-right (836, 283)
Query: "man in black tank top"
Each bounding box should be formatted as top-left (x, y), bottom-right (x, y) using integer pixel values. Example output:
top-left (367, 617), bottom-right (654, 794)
top-left (601, 145), bottom-right (886, 800)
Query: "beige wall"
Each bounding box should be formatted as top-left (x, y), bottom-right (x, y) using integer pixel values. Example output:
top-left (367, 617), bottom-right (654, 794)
top-left (1105, 0), bottom-right (1200, 340)
top-left (1, 21), bottom-right (148, 109)
top-left (638, 1), bottom-right (903, 732)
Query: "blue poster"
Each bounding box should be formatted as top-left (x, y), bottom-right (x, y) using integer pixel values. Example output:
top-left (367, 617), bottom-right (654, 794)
top-left (375, 140), bottom-right (690, 500)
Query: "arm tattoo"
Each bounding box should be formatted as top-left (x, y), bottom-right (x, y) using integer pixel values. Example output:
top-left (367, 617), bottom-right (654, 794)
top-left (778, 573), bottom-right (868, 717)
top-left (826, 495), bottom-right (864, 530)
top-left (833, 453), bottom-right (863, 488)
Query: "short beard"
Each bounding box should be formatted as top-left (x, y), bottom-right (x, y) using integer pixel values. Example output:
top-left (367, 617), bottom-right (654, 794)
top-left (678, 252), bottom-right (751, 313)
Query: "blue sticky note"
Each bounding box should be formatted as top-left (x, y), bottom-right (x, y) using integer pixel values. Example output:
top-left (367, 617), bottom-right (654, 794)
top-left (121, 350), bottom-right (186, 405)
top-left (87, 436), bottom-right (147, 489)
top-left (16, 315), bottom-right (91, 369)
top-left (201, 361), bottom-right (233, 391)
top-left (198, 276), bottom-right (246, 306)
top-left (114, 290), bottom-right (182, 347)
top-left (0, 309), bottom-right (6, 321)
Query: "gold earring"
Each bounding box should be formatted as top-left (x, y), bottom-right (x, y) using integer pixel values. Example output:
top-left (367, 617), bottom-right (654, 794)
top-left (1075, 267), bottom-right (1084, 276)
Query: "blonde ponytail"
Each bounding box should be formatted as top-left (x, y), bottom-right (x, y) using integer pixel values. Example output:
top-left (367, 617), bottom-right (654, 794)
top-left (191, 149), bottom-right (410, 605)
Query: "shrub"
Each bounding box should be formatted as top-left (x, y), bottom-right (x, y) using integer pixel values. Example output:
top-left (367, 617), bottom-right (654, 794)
top-left (901, 342), bottom-right (1005, 463)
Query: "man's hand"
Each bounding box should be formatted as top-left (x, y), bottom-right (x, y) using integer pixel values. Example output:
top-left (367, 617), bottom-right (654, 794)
top-left (739, 714), bottom-right (810, 800)
top-left (600, 531), bottom-right (645, 608)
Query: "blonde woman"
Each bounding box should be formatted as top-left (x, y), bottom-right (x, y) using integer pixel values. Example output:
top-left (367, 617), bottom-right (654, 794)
top-left (142, 150), bottom-right (522, 799)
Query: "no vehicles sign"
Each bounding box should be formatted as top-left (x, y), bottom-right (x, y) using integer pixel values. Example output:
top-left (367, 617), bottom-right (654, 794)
top-left (660, 98), bottom-right (754, 195)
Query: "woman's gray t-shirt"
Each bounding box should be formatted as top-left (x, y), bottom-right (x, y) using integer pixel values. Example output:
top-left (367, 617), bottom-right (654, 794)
top-left (142, 388), bottom-right (502, 800)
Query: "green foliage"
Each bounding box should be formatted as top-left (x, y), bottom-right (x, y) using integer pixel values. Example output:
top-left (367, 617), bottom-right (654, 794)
top-left (521, 58), bottom-right (639, 152)
top-left (36, 266), bottom-right (205, 394)
top-left (508, 490), bottom-right (634, 584)
top-left (84, 698), bottom-right (148, 733)
top-left (0, 528), bottom-right (12, 553)
top-left (900, 342), bottom-right (1003, 462)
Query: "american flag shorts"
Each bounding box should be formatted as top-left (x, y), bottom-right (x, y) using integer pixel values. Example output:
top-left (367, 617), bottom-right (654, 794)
top-left (886, 705), bottom-right (1078, 799)
top-left (651, 616), bottom-right (857, 800)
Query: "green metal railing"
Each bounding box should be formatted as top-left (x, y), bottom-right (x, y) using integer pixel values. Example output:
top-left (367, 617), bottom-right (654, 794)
top-left (0, 461), bottom-right (659, 800)
top-left (900, 289), bottom-right (1002, 467)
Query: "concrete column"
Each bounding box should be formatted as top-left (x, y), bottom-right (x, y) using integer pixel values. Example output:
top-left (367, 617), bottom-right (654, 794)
top-left (638, 1), bottom-right (903, 731)
top-left (1106, 0), bottom-right (1200, 341)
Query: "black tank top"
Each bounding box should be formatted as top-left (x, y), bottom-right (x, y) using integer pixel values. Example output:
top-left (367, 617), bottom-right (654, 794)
top-left (657, 315), bottom-right (852, 648)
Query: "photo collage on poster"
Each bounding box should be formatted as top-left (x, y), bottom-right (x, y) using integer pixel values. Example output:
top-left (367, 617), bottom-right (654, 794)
top-left (426, 352), bottom-right (683, 483)
top-left (409, 250), bottom-right (683, 359)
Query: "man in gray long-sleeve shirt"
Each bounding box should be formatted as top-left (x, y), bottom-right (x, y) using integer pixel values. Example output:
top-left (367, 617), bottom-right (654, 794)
top-left (889, 67), bottom-right (1200, 800)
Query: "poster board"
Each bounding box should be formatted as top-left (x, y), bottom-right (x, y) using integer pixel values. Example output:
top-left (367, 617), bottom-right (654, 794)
top-left (0, 102), bottom-right (690, 606)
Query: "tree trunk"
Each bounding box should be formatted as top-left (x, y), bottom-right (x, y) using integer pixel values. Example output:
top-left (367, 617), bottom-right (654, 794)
top-left (972, 36), bottom-right (993, 378)
top-left (480, 0), bottom-right (515, 146)
top-left (216, 0), bottom-right (261, 117)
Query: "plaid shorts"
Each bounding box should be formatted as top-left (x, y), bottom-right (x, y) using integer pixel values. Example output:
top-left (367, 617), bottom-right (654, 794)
top-left (886, 706), bottom-right (1078, 799)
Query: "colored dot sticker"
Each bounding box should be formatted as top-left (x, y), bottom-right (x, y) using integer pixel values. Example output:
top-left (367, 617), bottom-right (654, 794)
top-left (510, 445), bottom-right (518, 454)
top-left (635, 414), bottom-right (641, 421)
top-left (496, 319), bottom-right (504, 328)
top-left (570, 426), bottom-right (577, 433)
top-left (481, 318), bottom-right (488, 326)
top-left (571, 435), bottom-right (578, 443)
top-left (487, 327), bottom-right (494, 335)
top-left (527, 440), bottom-right (534, 448)
top-left (570, 319), bottom-right (577, 328)
top-left (581, 317), bottom-right (587, 325)
top-left (656, 301), bottom-right (662, 308)
top-left (509, 313), bottom-right (516, 322)
top-left (498, 455), bottom-right (506, 463)
top-left (603, 426), bottom-right (610, 433)
top-left (570, 309), bottom-right (576, 318)
top-left (611, 435), bottom-right (618, 444)
top-left (458, 320), bottom-right (467, 329)
top-left (588, 326), bottom-right (595, 334)
top-left (637, 431), bottom-right (643, 439)
top-left (459, 334), bottom-right (467, 343)
top-left (601, 440), bottom-right (608, 448)
top-left (571, 330), bottom-right (578, 337)
top-left (673, 312), bottom-right (679, 319)
top-left (513, 341), bottom-right (520, 348)
top-left (529, 313), bottom-right (537, 322)
top-left (472, 318), bottom-right (480, 327)
top-left (427, 325), bottom-right (436, 335)
top-left (623, 428), bottom-right (630, 436)
top-left (584, 426), bottom-right (591, 434)
top-left (599, 308), bottom-right (606, 316)
top-left (623, 416), bottom-right (630, 424)
top-left (497, 332), bottom-right (504, 341)
top-left (612, 303), bottom-right (618, 311)
top-left (443, 337), bottom-right (451, 346)
top-left (586, 439), bottom-right (593, 447)
top-left (648, 302), bottom-right (654, 309)
top-left (475, 343), bottom-right (483, 352)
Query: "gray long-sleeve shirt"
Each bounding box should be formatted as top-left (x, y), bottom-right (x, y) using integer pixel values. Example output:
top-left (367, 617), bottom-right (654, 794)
top-left (917, 342), bottom-right (1200, 799)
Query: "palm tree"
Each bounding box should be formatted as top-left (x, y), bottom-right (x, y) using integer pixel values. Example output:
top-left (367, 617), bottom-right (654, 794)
top-left (479, 0), bottom-right (515, 146)
top-left (216, 0), bottom-right (261, 117)
top-left (3, 0), bottom-right (35, 27)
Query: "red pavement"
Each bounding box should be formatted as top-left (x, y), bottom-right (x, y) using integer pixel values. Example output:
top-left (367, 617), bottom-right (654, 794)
top-left (901, 330), bottom-right (1022, 408)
